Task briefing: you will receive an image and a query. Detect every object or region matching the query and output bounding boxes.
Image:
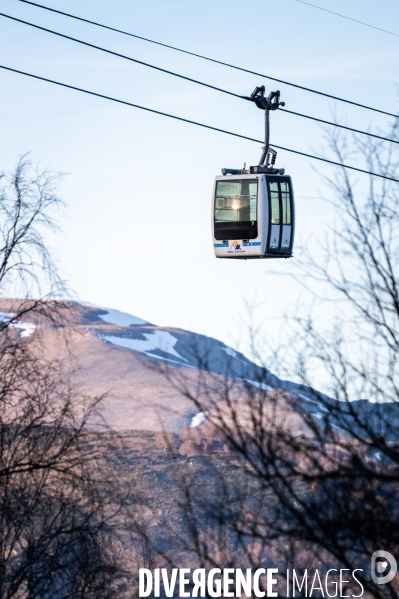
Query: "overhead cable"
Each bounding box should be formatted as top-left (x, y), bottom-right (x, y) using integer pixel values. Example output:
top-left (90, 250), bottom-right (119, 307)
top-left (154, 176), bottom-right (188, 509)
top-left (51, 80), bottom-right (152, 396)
top-left (281, 109), bottom-right (399, 145)
top-left (13, 0), bottom-right (399, 119)
top-left (1, 11), bottom-right (398, 147)
top-left (1, 64), bottom-right (398, 184)
top-left (0, 12), bottom-right (244, 101)
top-left (296, 0), bottom-right (399, 38)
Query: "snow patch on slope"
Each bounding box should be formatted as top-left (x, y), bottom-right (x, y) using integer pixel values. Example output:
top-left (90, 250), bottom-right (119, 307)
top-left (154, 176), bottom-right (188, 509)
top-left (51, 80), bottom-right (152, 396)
top-left (100, 330), bottom-right (187, 361)
top-left (242, 378), bottom-right (273, 391)
top-left (190, 412), bottom-right (207, 427)
top-left (0, 312), bottom-right (36, 338)
top-left (224, 347), bottom-right (239, 358)
top-left (298, 394), bottom-right (328, 412)
top-left (98, 308), bottom-right (147, 326)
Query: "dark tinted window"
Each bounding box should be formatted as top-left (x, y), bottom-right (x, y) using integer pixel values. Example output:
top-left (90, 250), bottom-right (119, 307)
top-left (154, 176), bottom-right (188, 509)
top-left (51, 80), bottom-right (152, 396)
top-left (281, 181), bottom-right (291, 225)
top-left (269, 181), bottom-right (280, 224)
top-left (267, 178), bottom-right (292, 225)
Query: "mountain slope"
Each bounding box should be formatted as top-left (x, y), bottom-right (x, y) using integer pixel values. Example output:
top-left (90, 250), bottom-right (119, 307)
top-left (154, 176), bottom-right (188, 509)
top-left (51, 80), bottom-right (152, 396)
top-left (2, 300), bottom-right (398, 436)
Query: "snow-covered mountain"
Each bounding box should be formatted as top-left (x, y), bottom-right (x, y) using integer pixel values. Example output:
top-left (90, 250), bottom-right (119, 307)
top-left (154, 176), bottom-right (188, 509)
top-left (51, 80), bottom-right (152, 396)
top-left (2, 300), bottom-right (398, 437)
top-left (83, 304), bottom-right (361, 430)
top-left (0, 301), bottom-right (291, 431)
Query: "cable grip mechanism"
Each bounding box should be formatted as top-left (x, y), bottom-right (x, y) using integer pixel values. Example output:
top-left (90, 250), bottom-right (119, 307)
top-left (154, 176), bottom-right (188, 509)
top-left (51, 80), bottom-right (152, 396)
top-left (221, 87), bottom-right (285, 176)
top-left (246, 86), bottom-right (285, 170)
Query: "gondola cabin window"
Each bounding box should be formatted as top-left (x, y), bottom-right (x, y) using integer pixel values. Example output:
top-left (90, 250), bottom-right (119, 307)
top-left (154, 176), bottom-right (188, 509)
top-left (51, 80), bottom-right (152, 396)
top-left (214, 179), bottom-right (258, 241)
top-left (215, 179), bottom-right (257, 222)
top-left (281, 180), bottom-right (291, 225)
top-left (269, 181), bottom-right (280, 224)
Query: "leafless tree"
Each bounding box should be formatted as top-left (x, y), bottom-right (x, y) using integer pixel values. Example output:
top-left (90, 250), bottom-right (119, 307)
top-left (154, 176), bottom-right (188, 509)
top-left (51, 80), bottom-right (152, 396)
top-left (0, 157), bottom-right (131, 598)
top-left (154, 121), bottom-right (399, 598)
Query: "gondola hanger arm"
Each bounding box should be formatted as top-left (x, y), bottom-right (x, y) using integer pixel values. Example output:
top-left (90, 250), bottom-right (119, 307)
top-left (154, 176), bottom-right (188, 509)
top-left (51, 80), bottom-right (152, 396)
top-left (244, 87), bottom-right (285, 169)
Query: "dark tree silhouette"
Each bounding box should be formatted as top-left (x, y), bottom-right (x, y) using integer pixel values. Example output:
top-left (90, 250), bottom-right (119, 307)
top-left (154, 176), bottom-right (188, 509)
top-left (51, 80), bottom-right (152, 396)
top-left (0, 158), bottom-right (130, 598)
top-left (154, 122), bottom-right (399, 598)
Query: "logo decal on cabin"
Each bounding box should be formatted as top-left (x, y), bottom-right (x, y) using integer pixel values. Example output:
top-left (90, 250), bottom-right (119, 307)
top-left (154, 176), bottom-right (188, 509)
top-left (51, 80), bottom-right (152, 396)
top-left (228, 240), bottom-right (245, 254)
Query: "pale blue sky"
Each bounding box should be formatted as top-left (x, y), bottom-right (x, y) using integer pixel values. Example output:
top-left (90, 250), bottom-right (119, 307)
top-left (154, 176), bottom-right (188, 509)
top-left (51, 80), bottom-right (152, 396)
top-left (0, 0), bottom-right (398, 351)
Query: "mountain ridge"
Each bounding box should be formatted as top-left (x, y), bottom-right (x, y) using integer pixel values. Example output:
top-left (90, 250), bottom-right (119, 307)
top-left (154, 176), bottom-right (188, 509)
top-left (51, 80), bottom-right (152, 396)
top-left (1, 299), bottom-right (398, 438)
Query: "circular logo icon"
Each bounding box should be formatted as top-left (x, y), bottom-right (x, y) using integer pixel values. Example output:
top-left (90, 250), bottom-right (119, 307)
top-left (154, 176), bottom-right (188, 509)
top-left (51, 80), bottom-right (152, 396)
top-left (371, 550), bottom-right (397, 585)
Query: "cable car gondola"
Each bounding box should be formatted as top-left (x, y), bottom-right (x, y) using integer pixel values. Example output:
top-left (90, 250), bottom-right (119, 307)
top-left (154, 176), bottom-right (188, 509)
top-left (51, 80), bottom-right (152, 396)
top-left (212, 87), bottom-right (295, 260)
